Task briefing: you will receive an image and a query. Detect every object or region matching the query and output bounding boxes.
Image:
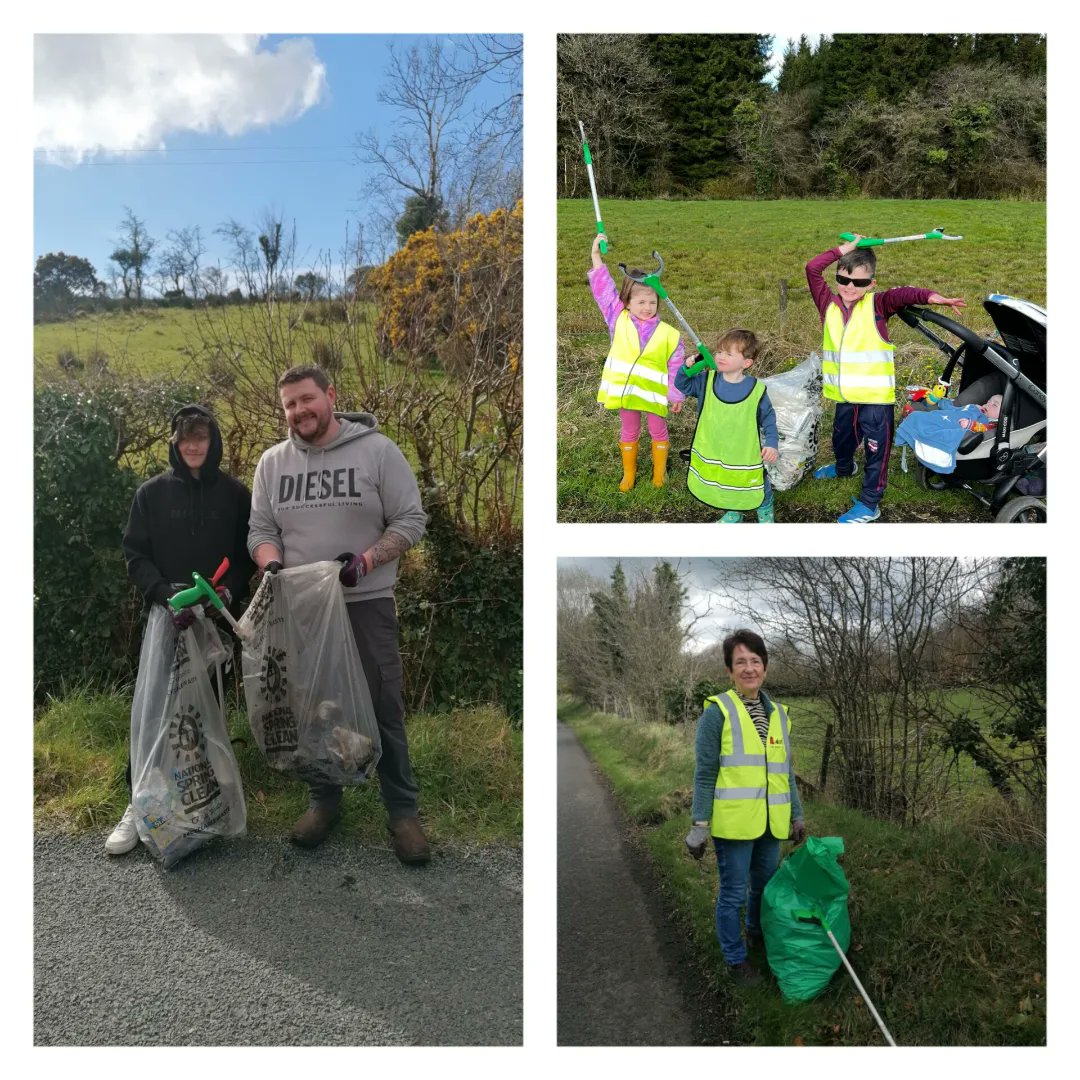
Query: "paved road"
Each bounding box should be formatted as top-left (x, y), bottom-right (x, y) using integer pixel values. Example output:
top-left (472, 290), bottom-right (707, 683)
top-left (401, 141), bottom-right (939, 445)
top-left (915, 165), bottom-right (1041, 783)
top-left (34, 832), bottom-right (521, 1046)
top-left (557, 723), bottom-right (696, 1046)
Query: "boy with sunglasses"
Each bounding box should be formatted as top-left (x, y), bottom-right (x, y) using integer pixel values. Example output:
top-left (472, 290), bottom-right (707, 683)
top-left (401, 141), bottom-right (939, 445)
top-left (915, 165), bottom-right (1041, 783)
top-left (806, 235), bottom-right (965, 522)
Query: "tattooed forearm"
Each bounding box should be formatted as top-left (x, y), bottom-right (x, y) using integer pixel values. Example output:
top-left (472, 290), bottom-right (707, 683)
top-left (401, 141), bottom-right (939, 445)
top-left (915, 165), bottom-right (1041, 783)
top-left (366, 530), bottom-right (413, 569)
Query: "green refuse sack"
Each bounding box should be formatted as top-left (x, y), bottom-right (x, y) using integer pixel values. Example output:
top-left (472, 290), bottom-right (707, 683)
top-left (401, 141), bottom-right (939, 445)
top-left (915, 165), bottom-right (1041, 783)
top-left (760, 835), bottom-right (852, 1003)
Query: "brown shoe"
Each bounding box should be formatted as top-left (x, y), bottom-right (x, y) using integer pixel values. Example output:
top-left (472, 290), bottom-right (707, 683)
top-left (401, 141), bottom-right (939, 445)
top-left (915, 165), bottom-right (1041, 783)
top-left (389, 816), bottom-right (430, 865)
top-left (290, 802), bottom-right (340, 849)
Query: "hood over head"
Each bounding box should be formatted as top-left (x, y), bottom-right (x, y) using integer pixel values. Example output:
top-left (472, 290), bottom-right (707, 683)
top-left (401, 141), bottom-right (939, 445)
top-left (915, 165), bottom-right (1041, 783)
top-left (169, 403), bottom-right (223, 481)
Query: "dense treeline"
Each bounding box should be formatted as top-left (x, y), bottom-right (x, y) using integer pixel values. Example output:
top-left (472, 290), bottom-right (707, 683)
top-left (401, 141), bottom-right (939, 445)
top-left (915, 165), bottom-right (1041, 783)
top-left (558, 33), bottom-right (1045, 199)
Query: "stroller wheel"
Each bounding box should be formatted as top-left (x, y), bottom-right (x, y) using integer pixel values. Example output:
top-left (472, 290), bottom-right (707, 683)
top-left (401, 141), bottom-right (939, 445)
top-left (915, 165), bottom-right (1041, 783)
top-left (916, 464), bottom-right (952, 492)
top-left (994, 496), bottom-right (1046, 523)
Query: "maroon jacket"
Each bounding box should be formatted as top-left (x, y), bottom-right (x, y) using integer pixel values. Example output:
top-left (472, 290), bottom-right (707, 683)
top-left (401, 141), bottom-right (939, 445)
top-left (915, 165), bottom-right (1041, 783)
top-left (805, 247), bottom-right (936, 343)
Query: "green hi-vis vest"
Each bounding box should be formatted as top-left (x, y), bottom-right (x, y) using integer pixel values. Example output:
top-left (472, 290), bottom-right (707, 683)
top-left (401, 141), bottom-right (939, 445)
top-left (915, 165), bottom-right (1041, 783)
top-left (686, 372), bottom-right (766, 510)
top-left (596, 310), bottom-right (681, 417)
top-left (706, 691), bottom-right (793, 841)
top-left (822, 292), bottom-right (896, 404)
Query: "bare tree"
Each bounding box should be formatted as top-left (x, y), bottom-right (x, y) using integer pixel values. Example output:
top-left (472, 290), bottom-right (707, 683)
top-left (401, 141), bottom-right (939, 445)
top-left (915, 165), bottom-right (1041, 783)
top-left (557, 34), bottom-right (670, 198)
top-left (109, 208), bottom-right (156, 301)
top-left (713, 557), bottom-right (990, 825)
top-left (355, 37), bottom-right (522, 249)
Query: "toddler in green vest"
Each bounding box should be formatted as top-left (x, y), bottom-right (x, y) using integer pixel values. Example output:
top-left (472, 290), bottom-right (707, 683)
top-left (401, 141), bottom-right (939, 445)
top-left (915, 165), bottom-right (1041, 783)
top-left (589, 233), bottom-right (686, 491)
top-left (674, 329), bottom-right (779, 523)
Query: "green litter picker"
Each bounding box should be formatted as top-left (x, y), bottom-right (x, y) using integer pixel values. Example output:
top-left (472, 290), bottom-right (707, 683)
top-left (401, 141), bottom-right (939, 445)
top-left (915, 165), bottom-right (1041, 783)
top-left (839, 227), bottom-right (963, 248)
top-left (168, 557), bottom-right (252, 641)
top-left (620, 251), bottom-right (716, 375)
top-left (577, 120), bottom-right (607, 255)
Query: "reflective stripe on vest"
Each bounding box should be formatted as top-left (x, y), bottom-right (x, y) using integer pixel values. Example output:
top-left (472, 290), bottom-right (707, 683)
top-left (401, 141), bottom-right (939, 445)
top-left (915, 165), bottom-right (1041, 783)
top-left (707, 691), bottom-right (792, 840)
top-left (596, 310), bottom-right (681, 416)
top-left (822, 292), bottom-right (896, 404)
top-left (686, 373), bottom-right (766, 511)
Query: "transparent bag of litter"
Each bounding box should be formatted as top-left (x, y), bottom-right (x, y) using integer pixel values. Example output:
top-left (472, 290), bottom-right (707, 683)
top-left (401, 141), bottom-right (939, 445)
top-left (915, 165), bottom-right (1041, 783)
top-left (238, 561), bottom-right (381, 787)
top-left (762, 353), bottom-right (824, 491)
top-left (130, 606), bottom-right (247, 869)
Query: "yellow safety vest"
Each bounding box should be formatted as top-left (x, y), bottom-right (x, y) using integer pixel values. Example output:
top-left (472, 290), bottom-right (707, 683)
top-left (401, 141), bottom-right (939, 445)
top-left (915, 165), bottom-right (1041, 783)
top-left (706, 691), bottom-right (792, 841)
top-left (596, 310), bottom-right (681, 417)
top-left (822, 293), bottom-right (896, 404)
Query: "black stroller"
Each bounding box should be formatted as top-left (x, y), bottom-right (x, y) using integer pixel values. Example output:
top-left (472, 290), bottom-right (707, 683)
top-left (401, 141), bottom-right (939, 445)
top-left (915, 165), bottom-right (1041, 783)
top-left (897, 295), bottom-right (1046, 522)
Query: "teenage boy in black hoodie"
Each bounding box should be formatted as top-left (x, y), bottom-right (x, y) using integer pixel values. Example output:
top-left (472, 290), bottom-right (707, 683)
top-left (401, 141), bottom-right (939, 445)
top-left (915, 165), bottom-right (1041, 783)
top-left (106, 405), bottom-right (254, 855)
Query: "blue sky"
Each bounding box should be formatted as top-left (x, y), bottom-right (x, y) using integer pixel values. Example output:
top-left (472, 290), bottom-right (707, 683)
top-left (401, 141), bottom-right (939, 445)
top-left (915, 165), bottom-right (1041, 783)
top-left (34, 34), bottom-right (519, 291)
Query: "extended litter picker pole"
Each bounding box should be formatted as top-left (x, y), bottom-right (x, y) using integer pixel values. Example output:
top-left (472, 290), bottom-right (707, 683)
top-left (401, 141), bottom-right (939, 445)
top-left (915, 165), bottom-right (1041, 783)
top-left (578, 121), bottom-right (607, 255)
top-left (797, 908), bottom-right (897, 1046)
top-left (620, 251), bottom-right (716, 374)
top-left (839, 227), bottom-right (963, 248)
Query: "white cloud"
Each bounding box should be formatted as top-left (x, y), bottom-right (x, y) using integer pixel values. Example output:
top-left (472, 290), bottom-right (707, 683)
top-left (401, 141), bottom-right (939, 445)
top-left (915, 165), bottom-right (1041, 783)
top-left (35, 34), bottom-right (327, 165)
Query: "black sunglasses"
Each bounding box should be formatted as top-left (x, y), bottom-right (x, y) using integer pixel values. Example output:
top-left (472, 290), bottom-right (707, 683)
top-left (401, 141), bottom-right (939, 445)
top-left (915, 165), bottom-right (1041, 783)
top-left (836, 273), bottom-right (873, 287)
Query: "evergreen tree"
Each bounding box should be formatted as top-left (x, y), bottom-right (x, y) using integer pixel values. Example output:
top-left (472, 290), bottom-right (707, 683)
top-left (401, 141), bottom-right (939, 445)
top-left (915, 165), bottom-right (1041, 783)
top-left (643, 34), bottom-right (772, 187)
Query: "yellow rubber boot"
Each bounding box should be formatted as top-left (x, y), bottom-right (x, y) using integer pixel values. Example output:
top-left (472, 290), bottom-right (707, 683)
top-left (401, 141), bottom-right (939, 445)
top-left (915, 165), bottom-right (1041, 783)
top-left (651, 440), bottom-right (669, 487)
top-left (618, 441), bottom-right (638, 492)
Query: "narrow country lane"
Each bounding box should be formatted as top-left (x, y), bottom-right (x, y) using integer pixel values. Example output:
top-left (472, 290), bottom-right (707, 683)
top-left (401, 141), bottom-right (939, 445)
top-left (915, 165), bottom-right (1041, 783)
top-left (557, 722), bottom-right (697, 1045)
top-left (34, 833), bottom-right (521, 1046)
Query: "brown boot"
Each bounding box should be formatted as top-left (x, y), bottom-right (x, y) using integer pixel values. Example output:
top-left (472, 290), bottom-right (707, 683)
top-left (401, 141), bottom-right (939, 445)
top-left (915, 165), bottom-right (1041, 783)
top-left (389, 816), bottom-right (431, 865)
top-left (651, 440), bottom-right (669, 486)
top-left (618, 441), bottom-right (638, 492)
top-left (290, 802), bottom-right (340, 849)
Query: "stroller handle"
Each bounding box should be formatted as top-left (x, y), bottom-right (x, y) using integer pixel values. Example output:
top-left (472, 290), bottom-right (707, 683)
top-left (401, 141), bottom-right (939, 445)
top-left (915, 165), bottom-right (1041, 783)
top-left (898, 306), bottom-right (990, 355)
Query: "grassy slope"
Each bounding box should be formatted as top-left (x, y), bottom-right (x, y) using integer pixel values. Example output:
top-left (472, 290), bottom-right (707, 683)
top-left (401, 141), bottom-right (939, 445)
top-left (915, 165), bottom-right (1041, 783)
top-left (35, 688), bottom-right (522, 847)
top-left (557, 198), bottom-right (1046, 522)
top-left (560, 699), bottom-right (1045, 1046)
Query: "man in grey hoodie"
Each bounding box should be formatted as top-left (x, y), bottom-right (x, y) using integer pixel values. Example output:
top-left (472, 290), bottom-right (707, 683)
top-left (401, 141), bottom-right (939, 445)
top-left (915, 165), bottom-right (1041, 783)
top-left (248, 364), bottom-right (430, 864)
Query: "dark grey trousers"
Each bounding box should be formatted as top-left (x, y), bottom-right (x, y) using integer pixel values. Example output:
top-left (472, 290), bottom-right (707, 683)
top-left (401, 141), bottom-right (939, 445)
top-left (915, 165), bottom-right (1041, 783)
top-left (309, 595), bottom-right (420, 820)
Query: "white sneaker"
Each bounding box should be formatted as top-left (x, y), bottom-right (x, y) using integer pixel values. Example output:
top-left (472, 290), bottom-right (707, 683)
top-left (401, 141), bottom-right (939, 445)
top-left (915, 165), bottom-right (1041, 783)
top-left (105, 804), bottom-right (140, 855)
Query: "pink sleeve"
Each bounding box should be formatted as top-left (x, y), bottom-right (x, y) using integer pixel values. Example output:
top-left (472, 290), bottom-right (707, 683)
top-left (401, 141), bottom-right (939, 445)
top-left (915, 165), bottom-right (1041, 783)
top-left (805, 247), bottom-right (841, 321)
top-left (588, 265), bottom-right (624, 336)
top-left (667, 337), bottom-right (686, 403)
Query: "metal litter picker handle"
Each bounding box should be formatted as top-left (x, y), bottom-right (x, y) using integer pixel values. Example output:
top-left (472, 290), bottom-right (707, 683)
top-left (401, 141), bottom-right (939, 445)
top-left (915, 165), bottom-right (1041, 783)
top-left (796, 907), bottom-right (897, 1046)
top-left (619, 251), bottom-right (716, 374)
top-left (578, 120), bottom-right (607, 255)
top-left (839, 227), bottom-right (963, 248)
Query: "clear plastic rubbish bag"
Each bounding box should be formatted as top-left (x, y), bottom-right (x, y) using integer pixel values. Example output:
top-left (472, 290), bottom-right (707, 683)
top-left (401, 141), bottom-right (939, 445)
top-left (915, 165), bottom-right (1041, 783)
top-left (130, 606), bottom-right (247, 869)
top-left (238, 561), bottom-right (381, 787)
top-left (763, 353), bottom-right (824, 491)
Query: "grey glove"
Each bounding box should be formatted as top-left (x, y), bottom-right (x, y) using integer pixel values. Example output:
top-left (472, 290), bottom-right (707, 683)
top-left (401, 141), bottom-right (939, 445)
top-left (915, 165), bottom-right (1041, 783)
top-left (790, 819), bottom-right (807, 844)
top-left (684, 824), bottom-right (711, 860)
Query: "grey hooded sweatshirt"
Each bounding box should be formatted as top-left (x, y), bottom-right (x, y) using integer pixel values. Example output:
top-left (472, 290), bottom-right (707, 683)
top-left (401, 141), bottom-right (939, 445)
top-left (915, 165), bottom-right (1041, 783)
top-left (247, 412), bottom-right (427, 601)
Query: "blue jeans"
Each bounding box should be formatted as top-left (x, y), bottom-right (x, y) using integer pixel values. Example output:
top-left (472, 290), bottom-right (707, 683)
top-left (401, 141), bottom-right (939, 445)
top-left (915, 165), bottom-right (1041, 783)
top-left (713, 835), bottom-right (781, 965)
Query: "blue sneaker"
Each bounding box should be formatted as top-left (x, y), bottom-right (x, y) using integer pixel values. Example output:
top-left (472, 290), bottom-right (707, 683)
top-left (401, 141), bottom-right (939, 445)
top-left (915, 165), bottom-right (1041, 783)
top-left (814, 461), bottom-right (859, 480)
top-left (837, 498), bottom-right (881, 523)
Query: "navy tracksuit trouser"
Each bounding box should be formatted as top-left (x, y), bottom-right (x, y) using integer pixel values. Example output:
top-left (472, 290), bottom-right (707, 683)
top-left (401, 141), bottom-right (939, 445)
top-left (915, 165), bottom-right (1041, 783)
top-left (832, 402), bottom-right (895, 508)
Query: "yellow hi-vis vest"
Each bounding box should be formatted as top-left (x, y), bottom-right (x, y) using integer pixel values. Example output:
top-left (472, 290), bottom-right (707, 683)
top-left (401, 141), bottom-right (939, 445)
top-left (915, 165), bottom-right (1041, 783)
top-left (707, 691), bottom-right (793, 841)
top-left (596, 310), bottom-right (681, 417)
top-left (822, 292), bottom-right (896, 404)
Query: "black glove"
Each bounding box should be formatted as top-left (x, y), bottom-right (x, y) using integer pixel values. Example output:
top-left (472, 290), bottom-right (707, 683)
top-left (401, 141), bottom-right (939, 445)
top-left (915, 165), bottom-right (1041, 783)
top-left (790, 819), bottom-right (807, 845)
top-left (264, 561), bottom-right (283, 576)
top-left (171, 607), bottom-right (197, 631)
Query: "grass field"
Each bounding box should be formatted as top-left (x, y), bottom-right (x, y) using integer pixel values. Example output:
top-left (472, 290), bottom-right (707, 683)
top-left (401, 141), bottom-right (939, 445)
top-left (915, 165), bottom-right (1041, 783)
top-left (557, 198), bottom-right (1046, 522)
top-left (33, 302), bottom-right (380, 384)
top-left (560, 699), bottom-right (1046, 1046)
top-left (35, 686), bottom-right (522, 848)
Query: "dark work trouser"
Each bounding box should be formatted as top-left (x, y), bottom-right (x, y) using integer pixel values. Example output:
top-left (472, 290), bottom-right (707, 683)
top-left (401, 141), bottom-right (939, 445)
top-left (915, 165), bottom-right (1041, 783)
top-left (831, 402), bottom-right (895, 508)
top-left (308, 596), bottom-right (420, 820)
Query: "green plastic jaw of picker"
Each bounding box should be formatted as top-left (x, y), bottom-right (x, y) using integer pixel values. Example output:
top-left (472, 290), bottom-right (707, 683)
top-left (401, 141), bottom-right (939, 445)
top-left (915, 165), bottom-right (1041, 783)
top-left (168, 573), bottom-right (223, 613)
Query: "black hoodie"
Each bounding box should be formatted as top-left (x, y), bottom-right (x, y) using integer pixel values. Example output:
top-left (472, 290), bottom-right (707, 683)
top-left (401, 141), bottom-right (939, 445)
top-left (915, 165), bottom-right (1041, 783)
top-left (122, 404), bottom-right (254, 611)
